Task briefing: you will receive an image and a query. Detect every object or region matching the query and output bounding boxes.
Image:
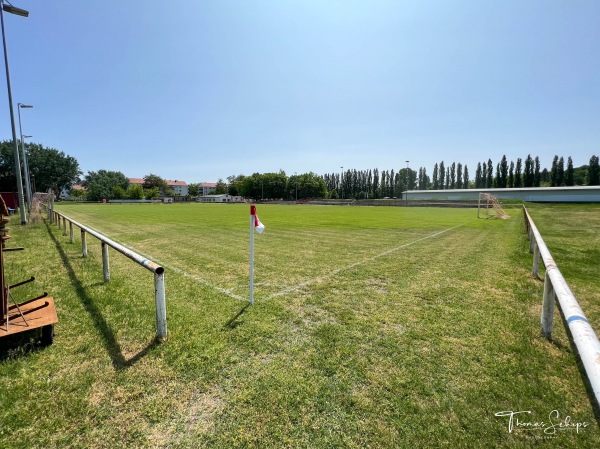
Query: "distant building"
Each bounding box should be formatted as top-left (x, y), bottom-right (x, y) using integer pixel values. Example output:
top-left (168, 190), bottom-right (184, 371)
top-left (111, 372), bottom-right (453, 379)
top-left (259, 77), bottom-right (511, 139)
top-left (166, 180), bottom-right (188, 196)
top-left (60, 183), bottom-right (86, 198)
top-left (128, 177), bottom-right (188, 196)
top-left (199, 182), bottom-right (217, 196)
top-left (402, 186), bottom-right (600, 203)
top-left (128, 178), bottom-right (145, 186)
top-left (196, 194), bottom-right (243, 203)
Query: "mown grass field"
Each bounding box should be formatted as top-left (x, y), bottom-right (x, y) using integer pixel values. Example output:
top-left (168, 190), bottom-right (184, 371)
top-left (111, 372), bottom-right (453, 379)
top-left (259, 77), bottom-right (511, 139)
top-left (1, 202), bottom-right (599, 448)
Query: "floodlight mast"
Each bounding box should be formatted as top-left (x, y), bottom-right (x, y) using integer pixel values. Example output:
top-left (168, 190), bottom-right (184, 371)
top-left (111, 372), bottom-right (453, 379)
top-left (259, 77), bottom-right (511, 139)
top-left (1, 0), bottom-right (29, 224)
top-left (18, 103), bottom-right (33, 212)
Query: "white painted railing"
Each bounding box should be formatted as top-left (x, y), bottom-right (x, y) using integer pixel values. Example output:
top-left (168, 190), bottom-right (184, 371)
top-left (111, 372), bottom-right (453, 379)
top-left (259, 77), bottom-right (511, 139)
top-left (523, 206), bottom-right (600, 407)
top-left (50, 208), bottom-right (167, 340)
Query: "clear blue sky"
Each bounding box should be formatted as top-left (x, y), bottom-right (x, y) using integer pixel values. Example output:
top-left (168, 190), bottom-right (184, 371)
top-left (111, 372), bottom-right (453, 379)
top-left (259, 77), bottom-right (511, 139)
top-left (1, 0), bottom-right (598, 183)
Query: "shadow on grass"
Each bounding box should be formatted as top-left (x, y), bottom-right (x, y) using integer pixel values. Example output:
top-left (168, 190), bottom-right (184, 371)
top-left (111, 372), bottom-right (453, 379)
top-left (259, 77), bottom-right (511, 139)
top-left (224, 303), bottom-right (250, 329)
top-left (0, 332), bottom-right (45, 360)
top-left (45, 221), bottom-right (157, 370)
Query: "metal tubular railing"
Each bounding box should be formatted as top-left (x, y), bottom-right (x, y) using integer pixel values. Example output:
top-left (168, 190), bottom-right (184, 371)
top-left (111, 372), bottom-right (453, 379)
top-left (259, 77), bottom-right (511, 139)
top-left (523, 206), bottom-right (600, 408)
top-left (50, 208), bottom-right (167, 340)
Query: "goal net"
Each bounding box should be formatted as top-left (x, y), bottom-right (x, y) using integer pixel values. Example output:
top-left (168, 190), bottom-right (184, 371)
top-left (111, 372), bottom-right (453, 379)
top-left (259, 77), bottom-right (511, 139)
top-left (30, 191), bottom-right (53, 223)
top-left (478, 193), bottom-right (510, 219)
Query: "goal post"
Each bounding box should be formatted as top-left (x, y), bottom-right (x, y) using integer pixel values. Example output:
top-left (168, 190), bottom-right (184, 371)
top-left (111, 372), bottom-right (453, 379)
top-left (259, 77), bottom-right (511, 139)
top-left (30, 191), bottom-right (54, 223)
top-left (478, 192), bottom-right (510, 219)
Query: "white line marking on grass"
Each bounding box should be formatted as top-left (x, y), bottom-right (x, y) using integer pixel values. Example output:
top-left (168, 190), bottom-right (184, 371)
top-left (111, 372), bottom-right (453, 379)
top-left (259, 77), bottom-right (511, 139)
top-left (265, 220), bottom-right (473, 300)
top-left (71, 222), bottom-right (246, 302)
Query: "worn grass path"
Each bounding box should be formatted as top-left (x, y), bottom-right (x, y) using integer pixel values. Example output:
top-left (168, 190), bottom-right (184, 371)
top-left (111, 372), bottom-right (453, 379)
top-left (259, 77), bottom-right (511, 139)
top-left (1, 203), bottom-right (599, 448)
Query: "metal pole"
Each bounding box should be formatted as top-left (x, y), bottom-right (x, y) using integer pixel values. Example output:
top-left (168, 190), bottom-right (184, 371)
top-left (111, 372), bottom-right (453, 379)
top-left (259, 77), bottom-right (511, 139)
top-left (17, 105), bottom-right (32, 213)
top-left (81, 229), bottom-right (87, 257)
top-left (405, 161), bottom-right (409, 205)
top-left (102, 242), bottom-right (110, 282)
top-left (47, 188), bottom-right (53, 221)
top-left (249, 207), bottom-right (255, 305)
top-left (154, 271), bottom-right (167, 339)
top-left (532, 242), bottom-right (540, 277)
top-left (0, 4), bottom-right (26, 224)
top-left (22, 138), bottom-right (32, 210)
top-left (541, 271), bottom-right (555, 338)
top-left (340, 166), bottom-right (343, 200)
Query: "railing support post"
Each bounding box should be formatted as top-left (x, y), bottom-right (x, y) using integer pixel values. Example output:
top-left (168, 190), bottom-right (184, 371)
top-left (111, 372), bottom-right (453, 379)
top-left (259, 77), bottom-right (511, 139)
top-left (529, 228), bottom-right (534, 253)
top-left (541, 271), bottom-right (555, 338)
top-left (154, 271), bottom-right (167, 340)
top-left (69, 221), bottom-right (74, 244)
top-left (81, 229), bottom-right (88, 257)
top-left (102, 242), bottom-right (110, 282)
top-left (532, 242), bottom-right (540, 278)
top-left (62, 217), bottom-right (67, 236)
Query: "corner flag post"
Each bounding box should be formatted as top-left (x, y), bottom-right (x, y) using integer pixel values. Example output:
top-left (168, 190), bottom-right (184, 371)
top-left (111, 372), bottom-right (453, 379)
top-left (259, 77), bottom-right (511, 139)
top-left (249, 204), bottom-right (265, 305)
top-left (250, 205), bottom-right (255, 305)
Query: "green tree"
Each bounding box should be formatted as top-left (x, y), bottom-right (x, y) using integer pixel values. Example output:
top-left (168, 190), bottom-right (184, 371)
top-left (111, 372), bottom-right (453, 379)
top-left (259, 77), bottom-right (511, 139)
top-left (214, 178), bottom-right (227, 194)
top-left (188, 183), bottom-right (200, 196)
top-left (127, 183), bottom-right (144, 199)
top-left (550, 155), bottom-right (559, 186)
top-left (285, 172), bottom-right (327, 200)
top-left (463, 165), bottom-right (469, 188)
top-left (475, 163), bottom-right (482, 188)
top-left (565, 157), bottom-right (574, 186)
top-left (534, 156), bottom-right (541, 187)
top-left (508, 161), bottom-right (514, 188)
top-left (557, 157), bottom-right (565, 186)
top-left (439, 161), bottom-right (445, 190)
top-left (432, 163), bottom-right (439, 189)
top-left (481, 162), bottom-right (487, 188)
top-left (0, 141), bottom-right (81, 197)
top-left (523, 155), bottom-right (534, 187)
top-left (588, 155), bottom-right (600, 185)
top-left (144, 187), bottom-right (160, 199)
top-left (68, 188), bottom-right (87, 201)
top-left (514, 158), bottom-right (523, 187)
top-left (84, 170), bottom-right (130, 201)
top-left (456, 163), bottom-right (462, 189)
top-left (486, 159), bottom-right (493, 188)
top-left (112, 186), bottom-right (126, 199)
top-left (499, 155), bottom-right (508, 188)
top-left (143, 174), bottom-right (169, 192)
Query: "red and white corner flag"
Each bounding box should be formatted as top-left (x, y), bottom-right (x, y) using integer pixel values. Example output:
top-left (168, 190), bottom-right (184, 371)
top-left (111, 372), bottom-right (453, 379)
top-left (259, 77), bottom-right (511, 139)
top-left (251, 205), bottom-right (265, 234)
top-left (249, 204), bottom-right (265, 305)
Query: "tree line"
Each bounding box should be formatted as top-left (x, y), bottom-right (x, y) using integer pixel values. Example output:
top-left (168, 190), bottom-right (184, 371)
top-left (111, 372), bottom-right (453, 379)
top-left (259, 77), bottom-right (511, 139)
top-left (320, 154), bottom-right (599, 200)
top-left (1, 139), bottom-right (598, 202)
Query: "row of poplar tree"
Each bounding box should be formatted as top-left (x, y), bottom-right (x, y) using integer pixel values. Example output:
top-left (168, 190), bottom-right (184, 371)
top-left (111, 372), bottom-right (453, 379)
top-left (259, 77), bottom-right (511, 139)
top-left (321, 154), bottom-right (600, 200)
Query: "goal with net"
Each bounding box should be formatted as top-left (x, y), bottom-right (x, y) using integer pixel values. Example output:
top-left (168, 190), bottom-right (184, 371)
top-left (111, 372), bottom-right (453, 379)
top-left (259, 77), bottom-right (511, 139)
top-left (477, 192), bottom-right (510, 219)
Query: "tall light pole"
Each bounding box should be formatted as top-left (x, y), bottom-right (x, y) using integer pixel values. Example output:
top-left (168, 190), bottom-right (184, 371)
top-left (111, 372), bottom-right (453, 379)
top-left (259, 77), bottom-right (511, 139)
top-left (340, 166), bottom-right (344, 200)
top-left (18, 103), bottom-right (33, 212)
top-left (21, 134), bottom-right (31, 208)
top-left (1, 1), bottom-right (29, 224)
top-left (405, 160), bottom-right (410, 205)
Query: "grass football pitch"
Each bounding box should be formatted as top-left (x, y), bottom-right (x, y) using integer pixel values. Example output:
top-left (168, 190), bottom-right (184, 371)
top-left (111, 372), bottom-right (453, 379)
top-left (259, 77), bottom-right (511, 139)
top-left (1, 202), bottom-right (599, 448)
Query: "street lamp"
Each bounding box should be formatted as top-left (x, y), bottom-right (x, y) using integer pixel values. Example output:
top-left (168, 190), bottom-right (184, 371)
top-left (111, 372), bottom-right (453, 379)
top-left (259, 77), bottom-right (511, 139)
top-left (405, 160), bottom-right (410, 205)
top-left (1, 0), bottom-right (29, 224)
top-left (18, 103), bottom-right (33, 212)
top-left (340, 166), bottom-right (343, 200)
